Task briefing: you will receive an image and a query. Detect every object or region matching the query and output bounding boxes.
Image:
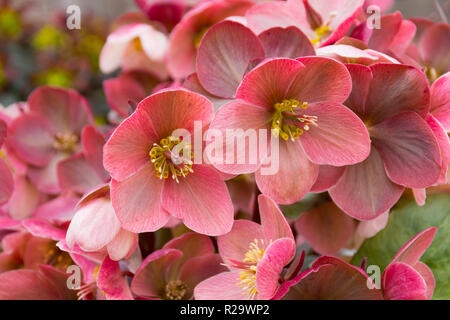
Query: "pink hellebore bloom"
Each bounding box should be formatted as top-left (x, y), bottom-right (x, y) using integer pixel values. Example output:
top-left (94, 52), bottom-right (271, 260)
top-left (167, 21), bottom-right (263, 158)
top-left (167, 0), bottom-right (255, 79)
top-left (58, 125), bottom-right (110, 194)
top-left (99, 23), bottom-right (169, 79)
top-left (135, 0), bottom-right (188, 31)
top-left (381, 227), bottom-right (436, 300)
top-left (7, 86), bottom-right (95, 194)
top-left (103, 89), bottom-right (234, 235)
top-left (194, 195), bottom-right (296, 300)
top-left (329, 63), bottom-right (442, 220)
top-left (246, 0), bottom-right (364, 47)
top-left (66, 185), bottom-right (138, 261)
top-left (208, 57), bottom-right (371, 204)
top-left (0, 118), bottom-right (13, 204)
top-left (132, 232), bottom-right (226, 300)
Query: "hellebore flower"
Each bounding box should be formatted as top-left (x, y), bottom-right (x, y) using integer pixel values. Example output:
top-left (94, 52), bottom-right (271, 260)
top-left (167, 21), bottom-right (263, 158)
top-left (246, 0), bottom-right (364, 47)
top-left (275, 256), bottom-right (383, 300)
top-left (382, 227), bottom-right (437, 300)
top-left (167, 0), bottom-right (254, 79)
top-left (103, 89), bottom-right (234, 235)
top-left (328, 63), bottom-right (442, 220)
top-left (132, 232), bottom-right (226, 300)
top-left (58, 126), bottom-right (110, 194)
top-left (0, 118), bottom-right (13, 204)
top-left (8, 86), bottom-right (95, 194)
top-left (135, 0), bottom-right (189, 31)
top-left (208, 57), bottom-right (370, 204)
top-left (430, 72), bottom-right (450, 132)
top-left (99, 22), bottom-right (169, 79)
top-left (194, 195), bottom-right (296, 300)
top-left (66, 185), bottom-right (138, 261)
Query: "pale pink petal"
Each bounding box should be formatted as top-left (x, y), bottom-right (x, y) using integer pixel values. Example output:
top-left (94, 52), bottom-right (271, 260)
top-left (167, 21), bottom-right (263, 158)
top-left (111, 164), bottom-right (168, 233)
top-left (255, 140), bottom-right (319, 205)
top-left (196, 20), bottom-right (265, 98)
top-left (28, 153), bottom-right (66, 194)
top-left (258, 194), bottom-right (293, 242)
top-left (107, 229), bottom-right (138, 261)
top-left (194, 270), bottom-right (246, 300)
top-left (295, 202), bottom-right (354, 255)
top-left (371, 112), bottom-right (441, 188)
top-left (299, 101), bottom-right (371, 166)
top-left (413, 188), bottom-right (426, 206)
top-left (162, 164), bottom-right (233, 236)
top-left (22, 218), bottom-right (66, 241)
top-left (329, 148), bottom-right (404, 220)
top-left (310, 165), bottom-right (345, 192)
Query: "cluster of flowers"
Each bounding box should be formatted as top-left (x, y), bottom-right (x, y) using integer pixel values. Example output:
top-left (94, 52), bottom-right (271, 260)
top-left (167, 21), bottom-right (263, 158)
top-left (0, 0), bottom-right (448, 300)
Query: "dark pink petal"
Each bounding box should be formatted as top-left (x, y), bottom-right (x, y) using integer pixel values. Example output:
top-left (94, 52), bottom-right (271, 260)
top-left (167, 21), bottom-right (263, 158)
top-left (329, 148), bottom-right (404, 220)
top-left (258, 194), bottom-right (294, 242)
top-left (390, 20), bottom-right (416, 55)
top-left (258, 26), bottom-right (315, 59)
top-left (183, 73), bottom-right (232, 111)
top-left (430, 72), bottom-right (450, 131)
top-left (289, 57), bottom-right (352, 104)
top-left (382, 262), bottom-right (428, 300)
top-left (419, 23), bottom-right (450, 74)
top-left (178, 254), bottom-right (228, 299)
top-left (371, 112), bottom-right (441, 188)
top-left (365, 64), bottom-right (430, 124)
top-left (236, 58), bottom-right (306, 110)
top-left (282, 256), bottom-right (383, 300)
top-left (295, 201), bottom-right (354, 255)
top-left (131, 248), bottom-right (182, 298)
top-left (137, 89), bottom-right (213, 139)
top-left (256, 238), bottom-right (296, 299)
top-left (217, 220), bottom-right (264, 264)
top-left (103, 107), bottom-right (158, 181)
top-left (0, 119), bottom-right (6, 147)
top-left (390, 227), bottom-right (436, 266)
top-left (81, 126), bottom-right (109, 182)
top-left (368, 12), bottom-right (402, 52)
top-left (0, 158), bottom-right (13, 205)
top-left (413, 261), bottom-right (435, 300)
top-left (310, 165), bottom-right (345, 192)
top-left (299, 101), bottom-right (371, 166)
top-left (207, 99), bottom-right (272, 174)
top-left (194, 270), bottom-right (246, 300)
top-left (255, 140), bottom-right (319, 205)
top-left (196, 20), bottom-right (265, 98)
top-left (162, 164), bottom-right (233, 236)
top-left (28, 86), bottom-right (94, 135)
top-left (97, 256), bottom-right (134, 300)
top-left (23, 218), bottom-right (66, 241)
top-left (111, 164), bottom-right (169, 233)
top-left (344, 63), bottom-right (373, 117)
top-left (8, 113), bottom-right (55, 167)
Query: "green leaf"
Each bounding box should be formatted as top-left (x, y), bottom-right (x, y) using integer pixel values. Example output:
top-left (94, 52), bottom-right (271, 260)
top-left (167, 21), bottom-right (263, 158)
top-left (280, 192), bottom-right (329, 219)
top-left (351, 192), bottom-right (450, 299)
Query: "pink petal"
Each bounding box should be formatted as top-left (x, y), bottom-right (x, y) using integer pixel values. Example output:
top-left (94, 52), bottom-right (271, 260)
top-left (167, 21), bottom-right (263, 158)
top-left (413, 188), bottom-right (426, 206)
top-left (97, 257), bottom-right (134, 300)
top-left (295, 201), bottom-right (355, 255)
top-left (28, 153), bottom-right (66, 194)
top-left (217, 219), bottom-right (264, 264)
top-left (299, 101), bottom-right (371, 166)
top-left (81, 126), bottom-right (109, 181)
top-left (419, 23), bottom-right (450, 74)
top-left (111, 163), bottom-right (168, 233)
top-left (344, 63), bottom-right (373, 117)
top-left (162, 164), bottom-right (233, 236)
top-left (258, 26), bottom-right (315, 59)
top-left (33, 193), bottom-right (79, 223)
top-left (256, 238), bottom-right (296, 299)
top-left (413, 261), bottom-right (435, 300)
top-left (430, 72), bottom-right (450, 131)
top-left (103, 106), bottom-right (158, 181)
top-left (382, 262), bottom-right (428, 300)
top-left (194, 270), bottom-right (247, 300)
top-left (390, 227), bottom-right (436, 266)
top-left (310, 165), bottom-right (345, 192)
top-left (131, 248), bottom-right (182, 298)
top-left (196, 20), bottom-right (265, 98)
top-left (0, 158), bottom-right (13, 205)
top-left (258, 194), bottom-right (294, 242)
top-left (329, 148), bottom-right (404, 220)
top-left (8, 113), bottom-right (55, 167)
top-left (365, 64), bottom-right (430, 124)
top-left (368, 12), bottom-right (402, 52)
top-left (23, 218), bottom-right (66, 241)
top-left (207, 99), bottom-right (272, 174)
top-left (107, 228), bottom-right (138, 261)
top-left (255, 140), bottom-right (319, 205)
top-left (371, 112), bottom-right (441, 188)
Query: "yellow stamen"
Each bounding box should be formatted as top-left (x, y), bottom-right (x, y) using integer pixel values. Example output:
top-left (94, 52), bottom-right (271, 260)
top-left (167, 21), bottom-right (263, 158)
top-left (149, 136), bottom-right (194, 182)
top-left (53, 132), bottom-right (78, 153)
top-left (271, 99), bottom-right (318, 141)
top-left (165, 280), bottom-right (188, 300)
top-left (310, 25), bottom-right (331, 45)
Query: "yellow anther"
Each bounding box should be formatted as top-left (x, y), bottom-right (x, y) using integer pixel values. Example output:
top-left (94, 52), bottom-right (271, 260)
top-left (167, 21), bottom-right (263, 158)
top-left (53, 132), bottom-right (78, 153)
top-left (310, 25), bottom-right (331, 45)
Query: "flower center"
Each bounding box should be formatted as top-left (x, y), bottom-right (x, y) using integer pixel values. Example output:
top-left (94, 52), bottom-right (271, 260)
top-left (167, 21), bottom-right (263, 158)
top-left (44, 241), bottom-right (73, 271)
top-left (425, 66), bottom-right (439, 83)
top-left (194, 26), bottom-right (210, 48)
top-left (132, 37), bottom-right (144, 52)
top-left (271, 99), bottom-right (318, 141)
top-left (149, 136), bottom-right (194, 182)
top-left (237, 239), bottom-right (269, 300)
top-left (165, 280), bottom-right (188, 300)
top-left (310, 25), bottom-right (331, 45)
top-left (53, 132), bottom-right (78, 153)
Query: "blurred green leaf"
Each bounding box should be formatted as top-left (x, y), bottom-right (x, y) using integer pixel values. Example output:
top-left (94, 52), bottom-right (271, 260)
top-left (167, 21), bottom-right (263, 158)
top-left (280, 193), bottom-right (329, 219)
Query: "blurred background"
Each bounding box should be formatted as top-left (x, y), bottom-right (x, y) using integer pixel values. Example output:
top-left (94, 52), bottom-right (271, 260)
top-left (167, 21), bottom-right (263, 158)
top-left (1, 0), bottom-right (449, 115)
